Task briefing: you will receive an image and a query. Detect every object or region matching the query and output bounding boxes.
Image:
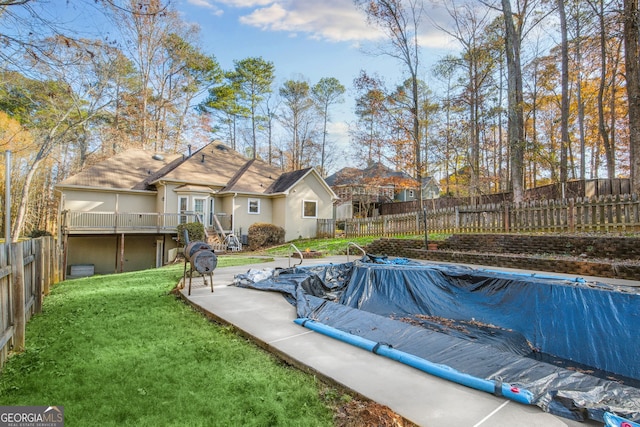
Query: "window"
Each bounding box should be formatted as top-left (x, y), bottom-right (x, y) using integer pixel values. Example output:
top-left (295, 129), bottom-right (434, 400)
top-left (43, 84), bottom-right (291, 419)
top-left (248, 198), bottom-right (260, 214)
top-left (408, 189), bottom-right (415, 198)
top-left (194, 198), bottom-right (206, 223)
top-left (178, 196), bottom-right (188, 224)
top-left (302, 200), bottom-right (317, 218)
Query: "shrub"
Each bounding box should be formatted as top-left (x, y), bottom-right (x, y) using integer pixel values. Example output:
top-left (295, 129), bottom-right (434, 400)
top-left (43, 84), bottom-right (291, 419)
top-left (176, 222), bottom-right (205, 244)
top-left (28, 229), bottom-right (52, 238)
top-left (248, 223), bottom-right (285, 251)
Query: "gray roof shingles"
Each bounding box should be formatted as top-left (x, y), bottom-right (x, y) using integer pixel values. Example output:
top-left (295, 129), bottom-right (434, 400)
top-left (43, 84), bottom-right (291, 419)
top-left (58, 142), bottom-right (307, 195)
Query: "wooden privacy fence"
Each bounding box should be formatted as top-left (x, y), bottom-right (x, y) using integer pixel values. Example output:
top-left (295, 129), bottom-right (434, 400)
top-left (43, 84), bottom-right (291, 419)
top-left (322, 194), bottom-right (640, 237)
top-left (1, 236), bottom-right (59, 369)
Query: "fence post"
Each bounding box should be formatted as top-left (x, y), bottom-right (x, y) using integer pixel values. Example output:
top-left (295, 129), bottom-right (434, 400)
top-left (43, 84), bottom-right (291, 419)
top-left (34, 238), bottom-right (42, 314)
top-left (53, 237), bottom-right (60, 283)
top-left (43, 237), bottom-right (51, 295)
top-left (569, 199), bottom-right (575, 232)
top-left (10, 241), bottom-right (25, 352)
top-left (501, 203), bottom-right (508, 232)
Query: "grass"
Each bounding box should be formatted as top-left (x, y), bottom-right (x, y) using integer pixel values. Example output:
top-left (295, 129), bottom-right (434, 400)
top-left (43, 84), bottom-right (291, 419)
top-left (258, 234), bottom-right (450, 257)
top-left (0, 256), bottom-right (337, 426)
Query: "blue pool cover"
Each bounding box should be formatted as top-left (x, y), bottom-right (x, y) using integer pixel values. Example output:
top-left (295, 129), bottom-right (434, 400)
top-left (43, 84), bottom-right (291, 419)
top-left (234, 256), bottom-right (640, 423)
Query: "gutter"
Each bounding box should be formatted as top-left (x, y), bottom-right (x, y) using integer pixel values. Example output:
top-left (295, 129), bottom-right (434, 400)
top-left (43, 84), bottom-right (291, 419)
top-left (232, 192), bottom-right (237, 235)
top-left (55, 184), bottom-right (157, 194)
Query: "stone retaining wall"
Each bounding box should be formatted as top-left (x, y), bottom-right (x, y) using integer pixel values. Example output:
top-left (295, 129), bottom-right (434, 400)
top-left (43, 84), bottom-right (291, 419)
top-left (363, 235), bottom-right (640, 280)
top-left (438, 234), bottom-right (640, 259)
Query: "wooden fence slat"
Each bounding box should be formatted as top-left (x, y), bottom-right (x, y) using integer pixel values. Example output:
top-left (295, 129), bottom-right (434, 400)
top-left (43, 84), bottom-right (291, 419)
top-left (11, 241), bottom-right (25, 352)
top-left (327, 195), bottom-right (640, 238)
top-left (0, 236), bottom-right (57, 369)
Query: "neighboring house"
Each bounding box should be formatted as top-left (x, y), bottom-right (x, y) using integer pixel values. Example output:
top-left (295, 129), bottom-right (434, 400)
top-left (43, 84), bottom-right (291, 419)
top-left (396, 177), bottom-right (440, 201)
top-left (56, 142), bottom-right (337, 276)
top-left (326, 163), bottom-right (430, 219)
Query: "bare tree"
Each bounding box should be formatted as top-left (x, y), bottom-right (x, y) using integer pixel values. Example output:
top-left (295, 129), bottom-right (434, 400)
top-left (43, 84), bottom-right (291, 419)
top-left (437, 1), bottom-right (496, 196)
top-left (355, 0), bottom-right (425, 205)
top-left (586, 0), bottom-right (616, 179)
top-left (312, 77), bottom-right (346, 176)
top-left (501, 0), bottom-right (526, 202)
top-left (8, 42), bottom-right (114, 240)
top-left (278, 79), bottom-right (316, 170)
top-left (558, 0), bottom-right (570, 184)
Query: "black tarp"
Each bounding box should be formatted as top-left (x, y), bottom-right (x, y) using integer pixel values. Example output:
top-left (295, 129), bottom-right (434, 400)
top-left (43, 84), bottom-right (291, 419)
top-left (233, 258), bottom-right (640, 423)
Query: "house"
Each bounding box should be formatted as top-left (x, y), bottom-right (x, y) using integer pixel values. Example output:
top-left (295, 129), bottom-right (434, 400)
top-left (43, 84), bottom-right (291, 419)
top-left (326, 163), bottom-right (438, 219)
top-left (56, 142), bottom-right (337, 276)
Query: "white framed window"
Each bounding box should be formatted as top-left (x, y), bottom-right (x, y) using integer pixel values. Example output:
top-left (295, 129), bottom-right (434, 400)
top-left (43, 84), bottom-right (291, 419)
top-left (302, 200), bottom-right (317, 218)
top-left (408, 189), bottom-right (415, 198)
top-left (193, 197), bottom-right (206, 223)
top-left (178, 196), bottom-right (189, 224)
top-left (248, 198), bottom-right (260, 214)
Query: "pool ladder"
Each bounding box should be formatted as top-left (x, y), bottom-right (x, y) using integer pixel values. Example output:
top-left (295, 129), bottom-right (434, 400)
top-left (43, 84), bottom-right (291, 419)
top-left (288, 243), bottom-right (304, 268)
top-left (346, 242), bottom-right (366, 262)
top-left (288, 241), bottom-right (366, 266)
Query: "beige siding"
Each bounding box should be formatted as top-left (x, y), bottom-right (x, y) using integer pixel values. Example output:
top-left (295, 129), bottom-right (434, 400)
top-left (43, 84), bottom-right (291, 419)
top-left (220, 195), bottom-right (234, 215)
top-left (118, 193), bottom-right (156, 212)
top-left (283, 174), bottom-right (334, 241)
top-left (64, 190), bottom-right (117, 211)
top-left (118, 235), bottom-right (159, 272)
top-left (233, 196), bottom-right (273, 235)
top-left (164, 183), bottom-right (180, 214)
top-left (66, 234), bottom-right (176, 275)
top-left (272, 197), bottom-right (287, 230)
top-left (156, 184), bottom-right (166, 214)
top-left (63, 189), bottom-right (156, 213)
top-left (67, 235), bottom-right (118, 274)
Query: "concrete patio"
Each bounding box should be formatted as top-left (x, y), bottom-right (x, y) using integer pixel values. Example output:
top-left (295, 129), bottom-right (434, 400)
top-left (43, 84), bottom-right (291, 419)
top-left (179, 255), bottom-right (609, 427)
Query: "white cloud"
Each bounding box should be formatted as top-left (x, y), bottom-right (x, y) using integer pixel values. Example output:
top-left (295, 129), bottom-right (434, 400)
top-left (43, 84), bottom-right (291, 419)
top-left (236, 0), bottom-right (384, 43)
top-left (186, 0), bottom-right (224, 16)
top-left (187, 0), bottom-right (215, 9)
top-left (188, 0), bottom-right (453, 47)
top-left (212, 0), bottom-right (274, 6)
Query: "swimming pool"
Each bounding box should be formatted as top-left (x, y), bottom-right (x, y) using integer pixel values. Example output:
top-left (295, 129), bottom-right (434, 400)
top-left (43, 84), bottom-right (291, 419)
top-left (235, 256), bottom-right (640, 423)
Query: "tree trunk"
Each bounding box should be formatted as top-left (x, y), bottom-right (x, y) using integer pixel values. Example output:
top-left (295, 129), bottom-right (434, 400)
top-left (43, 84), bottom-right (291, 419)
top-left (502, 0), bottom-right (525, 203)
top-left (12, 156), bottom-right (44, 241)
top-left (558, 0), bottom-right (570, 184)
top-left (412, 73), bottom-right (422, 209)
top-left (624, 0), bottom-right (640, 193)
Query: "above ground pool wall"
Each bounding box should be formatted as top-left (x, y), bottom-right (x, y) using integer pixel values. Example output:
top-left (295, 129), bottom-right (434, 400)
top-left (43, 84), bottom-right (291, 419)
top-left (339, 263), bottom-right (640, 380)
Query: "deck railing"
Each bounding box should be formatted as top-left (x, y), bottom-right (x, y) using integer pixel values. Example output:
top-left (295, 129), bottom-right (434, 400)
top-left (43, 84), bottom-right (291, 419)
top-left (61, 211), bottom-right (200, 234)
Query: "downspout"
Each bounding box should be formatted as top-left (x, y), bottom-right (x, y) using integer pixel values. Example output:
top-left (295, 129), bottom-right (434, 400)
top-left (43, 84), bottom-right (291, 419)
top-left (114, 193), bottom-right (119, 232)
top-left (162, 182), bottom-right (167, 214)
top-left (5, 150), bottom-right (11, 248)
top-left (231, 193), bottom-right (238, 235)
top-left (115, 193), bottom-right (119, 272)
top-left (54, 189), bottom-right (66, 280)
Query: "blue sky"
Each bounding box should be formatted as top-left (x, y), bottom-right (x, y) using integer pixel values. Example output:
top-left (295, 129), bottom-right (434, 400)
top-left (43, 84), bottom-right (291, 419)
top-left (176, 0), bottom-right (454, 93)
top-left (174, 0), bottom-right (456, 170)
top-left (16, 0), bottom-right (457, 171)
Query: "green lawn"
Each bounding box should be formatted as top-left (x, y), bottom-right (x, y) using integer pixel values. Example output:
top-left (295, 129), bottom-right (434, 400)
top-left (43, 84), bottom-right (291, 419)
top-left (260, 234), bottom-right (449, 257)
top-left (0, 256), bottom-right (338, 426)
